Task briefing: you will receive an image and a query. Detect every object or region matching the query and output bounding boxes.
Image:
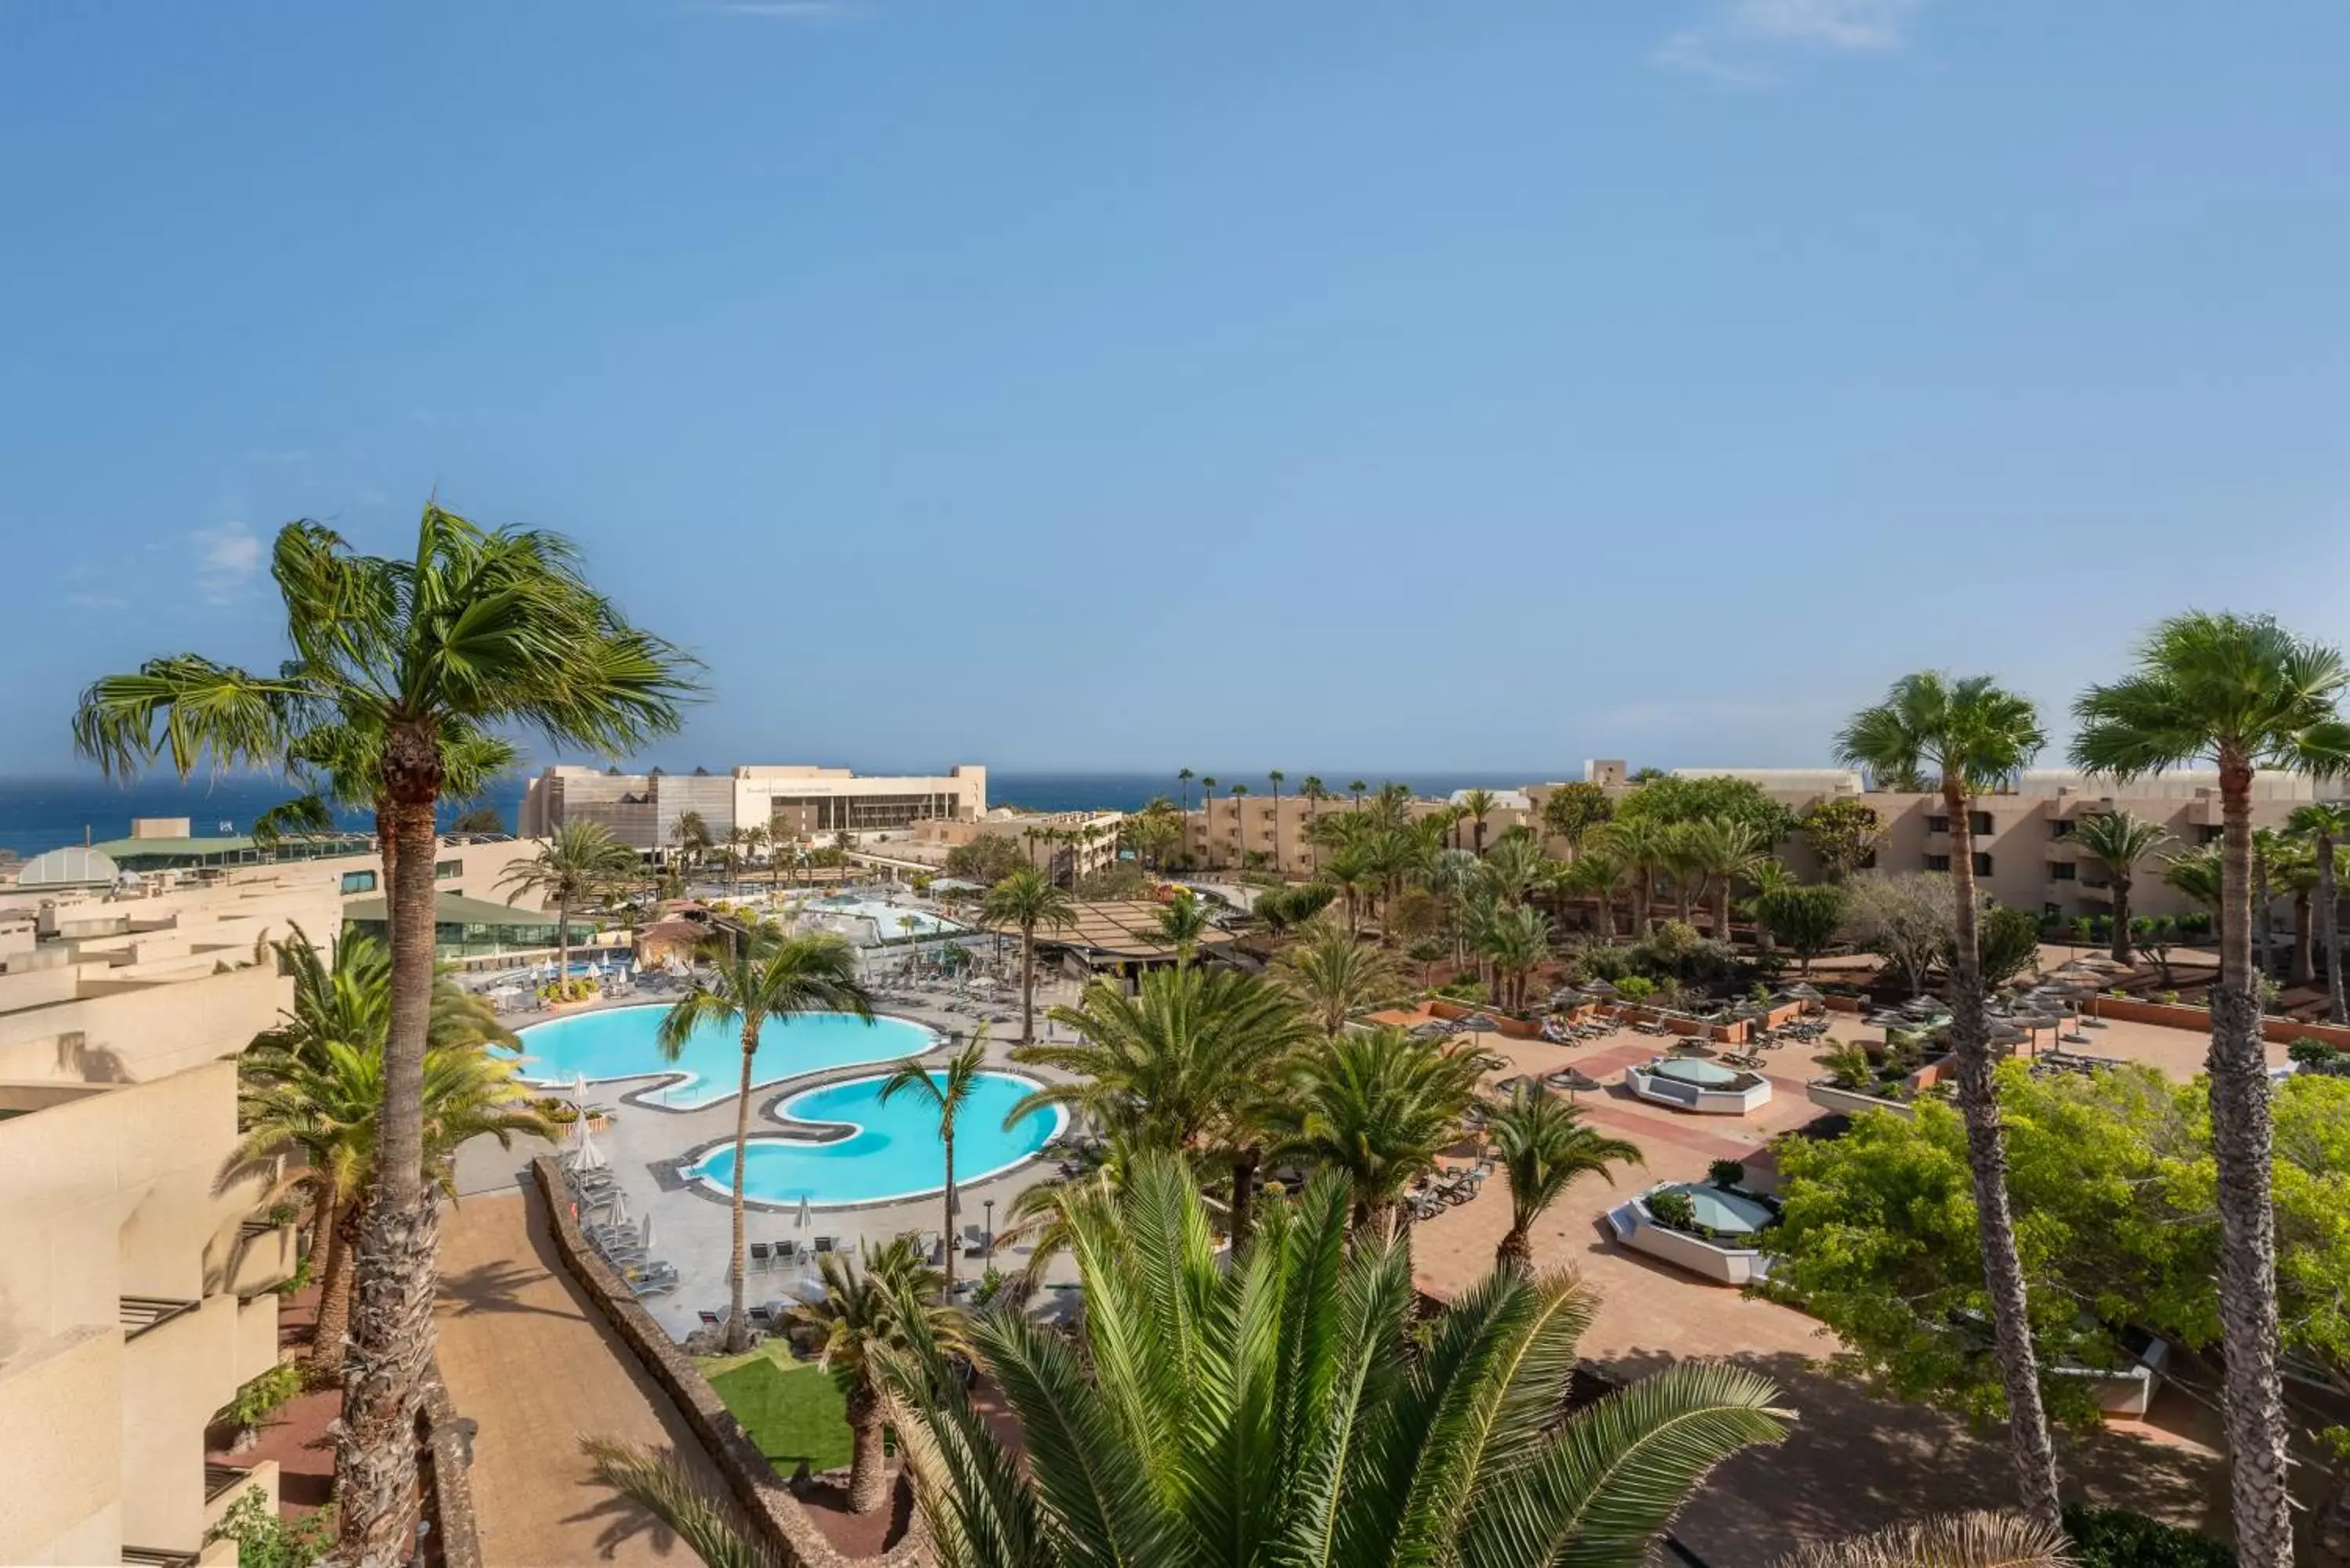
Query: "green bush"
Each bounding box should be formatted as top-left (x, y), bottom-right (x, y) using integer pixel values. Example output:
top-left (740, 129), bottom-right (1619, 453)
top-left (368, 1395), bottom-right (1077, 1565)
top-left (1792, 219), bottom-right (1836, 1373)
top-left (2290, 1038), bottom-right (2344, 1068)
top-left (222, 1363), bottom-right (304, 1431)
top-left (205, 1490), bottom-right (336, 1568)
top-left (1707, 1159), bottom-right (1746, 1189)
top-left (1646, 1188), bottom-right (1698, 1230)
top-left (2061, 1505), bottom-right (2236, 1567)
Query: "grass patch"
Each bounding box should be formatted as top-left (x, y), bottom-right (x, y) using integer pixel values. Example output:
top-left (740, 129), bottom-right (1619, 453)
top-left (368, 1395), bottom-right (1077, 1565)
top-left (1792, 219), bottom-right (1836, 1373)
top-left (703, 1350), bottom-right (854, 1473)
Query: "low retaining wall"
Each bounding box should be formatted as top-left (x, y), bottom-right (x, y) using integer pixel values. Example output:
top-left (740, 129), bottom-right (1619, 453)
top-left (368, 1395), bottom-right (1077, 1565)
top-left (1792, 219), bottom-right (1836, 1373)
top-left (529, 1157), bottom-right (931, 1568)
top-left (419, 1366), bottom-right (483, 1568)
top-left (1804, 1081), bottom-right (1919, 1122)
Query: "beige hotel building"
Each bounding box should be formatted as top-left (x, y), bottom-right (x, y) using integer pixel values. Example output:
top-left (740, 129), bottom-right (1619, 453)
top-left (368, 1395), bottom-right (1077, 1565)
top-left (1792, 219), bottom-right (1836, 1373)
top-left (520, 762), bottom-right (989, 851)
top-left (0, 825), bottom-right (544, 1566)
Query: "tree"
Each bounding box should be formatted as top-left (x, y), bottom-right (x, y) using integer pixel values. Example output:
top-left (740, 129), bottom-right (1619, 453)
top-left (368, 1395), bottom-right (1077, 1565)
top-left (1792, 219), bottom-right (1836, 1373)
top-left (1770, 1513), bottom-right (2073, 1568)
top-left (1598, 818), bottom-right (1671, 937)
top-left (2289, 802), bottom-right (2350, 1024)
top-left (782, 1237), bottom-right (967, 1515)
top-left (1976, 904), bottom-right (2045, 991)
top-left (943, 833), bottom-right (1027, 887)
top-left (1838, 670), bottom-right (2059, 1530)
top-left (1686, 816), bottom-right (1770, 948)
top-left (495, 821), bottom-right (637, 981)
top-left (1797, 797), bottom-right (1883, 882)
top-left (2070, 810), bottom-right (2173, 967)
top-left (1258, 1025), bottom-right (1485, 1230)
top-left (1756, 883), bottom-right (1847, 977)
top-left (1539, 780), bottom-right (1614, 858)
top-left (2162, 844), bottom-right (2224, 913)
top-left (1227, 781), bottom-right (1252, 865)
top-left (1018, 966), bottom-right (1312, 1244)
top-left (671, 808), bottom-right (714, 879)
top-left (1485, 1082), bottom-right (1642, 1271)
top-left (1267, 769), bottom-right (1285, 869)
top-left (72, 507), bottom-right (692, 1565)
top-left (1477, 902), bottom-right (1553, 1013)
top-left (879, 1038), bottom-right (989, 1302)
top-left (1199, 776), bottom-right (1219, 869)
top-left (2073, 610), bottom-right (2350, 1568)
top-left (1459, 786), bottom-right (1499, 856)
top-left (1277, 917), bottom-right (1401, 1036)
top-left (1555, 846), bottom-right (1622, 941)
top-left (1298, 775), bottom-right (1329, 873)
top-left (234, 931), bottom-right (530, 1383)
top-left (1615, 774), bottom-right (1797, 844)
top-left (1841, 872), bottom-right (1958, 995)
top-left (1177, 766), bottom-right (1194, 818)
top-left (449, 804), bottom-right (506, 835)
top-left (982, 867), bottom-right (1076, 1045)
top-left (1154, 887), bottom-right (1213, 966)
top-left (593, 1153), bottom-right (1788, 1568)
top-left (658, 930), bottom-right (873, 1351)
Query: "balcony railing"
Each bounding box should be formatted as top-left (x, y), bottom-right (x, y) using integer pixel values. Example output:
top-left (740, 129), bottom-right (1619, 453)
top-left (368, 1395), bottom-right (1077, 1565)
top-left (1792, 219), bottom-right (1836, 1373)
top-left (121, 1549), bottom-right (200, 1567)
top-left (119, 1295), bottom-right (201, 1340)
top-left (204, 1461), bottom-right (251, 1503)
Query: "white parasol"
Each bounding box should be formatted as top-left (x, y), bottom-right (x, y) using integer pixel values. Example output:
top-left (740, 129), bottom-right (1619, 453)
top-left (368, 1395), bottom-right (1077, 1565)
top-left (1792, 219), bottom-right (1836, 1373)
top-left (574, 1118), bottom-right (608, 1172)
top-left (638, 1212), bottom-right (656, 1253)
top-left (796, 1194), bottom-right (813, 1230)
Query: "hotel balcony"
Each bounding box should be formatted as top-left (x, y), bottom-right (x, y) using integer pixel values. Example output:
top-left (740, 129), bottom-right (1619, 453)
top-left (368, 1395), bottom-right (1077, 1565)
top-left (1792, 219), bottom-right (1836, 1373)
top-left (2075, 880), bottom-right (2117, 905)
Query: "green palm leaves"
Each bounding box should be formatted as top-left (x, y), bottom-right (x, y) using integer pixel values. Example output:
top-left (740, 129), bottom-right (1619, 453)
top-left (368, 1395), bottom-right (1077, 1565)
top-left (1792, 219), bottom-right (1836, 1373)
top-left (1485, 1083), bottom-right (1643, 1273)
top-left (880, 1038), bottom-right (992, 1297)
top-left (1253, 1025), bottom-right (1486, 1230)
top-left (872, 1154), bottom-right (1786, 1568)
top-left (985, 866), bottom-right (1078, 1043)
top-left (1278, 920), bottom-right (1403, 1037)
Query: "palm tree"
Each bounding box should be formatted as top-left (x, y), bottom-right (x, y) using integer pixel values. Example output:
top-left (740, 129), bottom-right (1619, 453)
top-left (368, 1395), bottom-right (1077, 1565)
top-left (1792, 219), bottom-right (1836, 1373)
top-left (2290, 800), bottom-right (2350, 1022)
top-left (1277, 917), bottom-right (1401, 1036)
top-left (1258, 1025), bottom-right (1486, 1231)
top-left (2161, 844), bottom-right (2225, 913)
top-left (1459, 786), bottom-right (1499, 856)
top-left (1556, 844), bottom-right (1622, 941)
top-left (1300, 775), bottom-right (1328, 873)
top-left (1018, 966), bottom-right (1312, 1243)
top-left (671, 808), bottom-right (714, 881)
top-left (1686, 817), bottom-right (1770, 948)
top-left (1154, 887), bottom-right (1213, 966)
top-left (250, 716), bottom-right (516, 887)
top-left (738, 822), bottom-right (770, 894)
top-left (783, 1237), bottom-right (967, 1514)
top-left (1227, 781), bottom-right (1251, 866)
top-left (1267, 769), bottom-right (1285, 871)
top-left (658, 930), bottom-right (874, 1351)
top-left (496, 820), bottom-right (638, 981)
top-left (1177, 765), bottom-right (1194, 818)
top-left (1325, 844), bottom-right (1376, 935)
top-left (879, 1038), bottom-right (989, 1301)
top-left (1198, 776), bottom-right (1219, 870)
top-left (2070, 809), bottom-right (2172, 966)
top-left (1602, 818), bottom-right (1670, 936)
top-left (593, 1154), bottom-right (1788, 1568)
top-left (2073, 611), bottom-right (2350, 1568)
top-left (1485, 1082), bottom-right (1643, 1272)
top-left (1477, 903), bottom-right (1553, 1013)
top-left (1838, 670), bottom-right (2059, 1533)
top-left (1348, 777), bottom-right (1368, 810)
top-left (1771, 1512), bottom-right (2074, 1568)
top-left (982, 867), bottom-right (1076, 1045)
top-left (72, 506), bottom-right (692, 1564)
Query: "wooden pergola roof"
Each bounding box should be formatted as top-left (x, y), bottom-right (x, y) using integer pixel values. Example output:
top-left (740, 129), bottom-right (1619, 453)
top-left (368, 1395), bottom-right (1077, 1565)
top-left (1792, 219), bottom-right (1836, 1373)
top-left (981, 900), bottom-right (1235, 962)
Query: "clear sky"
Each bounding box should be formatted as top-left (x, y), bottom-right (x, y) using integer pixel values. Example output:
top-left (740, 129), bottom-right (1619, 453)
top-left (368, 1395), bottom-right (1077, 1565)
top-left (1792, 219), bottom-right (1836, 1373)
top-left (4, 2), bottom-right (2346, 779)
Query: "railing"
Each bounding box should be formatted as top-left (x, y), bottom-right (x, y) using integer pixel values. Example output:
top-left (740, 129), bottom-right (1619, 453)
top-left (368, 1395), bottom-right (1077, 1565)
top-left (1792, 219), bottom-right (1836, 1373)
top-left (121, 1548), bottom-right (199, 1567)
top-left (204, 1461), bottom-right (251, 1502)
top-left (119, 1295), bottom-right (200, 1340)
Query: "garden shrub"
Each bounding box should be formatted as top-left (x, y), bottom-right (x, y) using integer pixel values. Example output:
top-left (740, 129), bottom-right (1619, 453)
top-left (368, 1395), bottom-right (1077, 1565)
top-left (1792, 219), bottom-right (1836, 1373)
top-left (1646, 1188), bottom-right (1697, 1230)
top-left (1708, 1159), bottom-right (1746, 1189)
top-left (2061, 1505), bottom-right (2236, 1567)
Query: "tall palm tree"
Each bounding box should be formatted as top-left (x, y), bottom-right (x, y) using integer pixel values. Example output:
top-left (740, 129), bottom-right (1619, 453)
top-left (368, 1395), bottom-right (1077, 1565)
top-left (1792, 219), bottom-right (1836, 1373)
top-left (1258, 1025), bottom-right (1485, 1231)
top-left (2290, 800), bottom-right (2350, 1023)
top-left (1299, 775), bottom-right (1329, 873)
top-left (879, 1038), bottom-right (989, 1301)
top-left (593, 1154), bottom-right (1788, 1568)
top-left (1686, 817), bottom-right (1769, 948)
top-left (1325, 844), bottom-right (1376, 936)
top-left (2073, 611), bottom-right (2350, 1568)
top-left (1602, 818), bottom-right (1670, 936)
top-left (2069, 809), bottom-right (2171, 966)
top-left (496, 820), bottom-right (638, 981)
top-left (1267, 768), bottom-right (1285, 871)
top-left (1484, 1082), bottom-right (1643, 1272)
top-left (1018, 966), bottom-right (1313, 1243)
top-left (671, 808), bottom-right (714, 881)
top-left (72, 507), bottom-right (692, 1564)
top-left (1838, 670), bottom-right (2059, 1532)
top-left (1348, 777), bottom-right (1368, 810)
top-left (1477, 903), bottom-right (1553, 1013)
top-left (1277, 916), bottom-right (1401, 1036)
top-left (658, 930), bottom-right (874, 1352)
top-left (982, 866), bottom-right (1076, 1044)
top-left (1228, 781), bottom-right (1251, 866)
top-left (1658, 821), bottom-right (1708, 925)
top-left (782, 1237), bottom-right (967, 1515)
top-left (1177, 766), bottom-right (1194, 818)
top-left (1198, 776), bottom-right (1220, 869)
top-left (1459, 786), bottom-right (1499, 857)
top-left (1556, 844), bottom-right (1622, 941)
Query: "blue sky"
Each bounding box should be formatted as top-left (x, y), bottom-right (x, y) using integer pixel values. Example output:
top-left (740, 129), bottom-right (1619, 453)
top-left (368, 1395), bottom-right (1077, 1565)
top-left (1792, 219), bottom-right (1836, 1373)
top-left (4, 1), bottom-right (2346, 779)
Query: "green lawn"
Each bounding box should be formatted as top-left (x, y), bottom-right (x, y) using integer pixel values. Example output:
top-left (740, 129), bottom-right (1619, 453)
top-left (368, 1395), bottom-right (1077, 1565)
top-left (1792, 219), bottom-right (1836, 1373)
top-left (703, 1349), bottom-right (855, 1472)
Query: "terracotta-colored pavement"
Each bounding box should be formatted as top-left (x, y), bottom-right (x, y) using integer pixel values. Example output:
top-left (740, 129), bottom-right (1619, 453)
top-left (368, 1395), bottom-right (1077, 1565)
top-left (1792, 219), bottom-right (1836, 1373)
top-left (436, 1183), bottom-right (728, 1566)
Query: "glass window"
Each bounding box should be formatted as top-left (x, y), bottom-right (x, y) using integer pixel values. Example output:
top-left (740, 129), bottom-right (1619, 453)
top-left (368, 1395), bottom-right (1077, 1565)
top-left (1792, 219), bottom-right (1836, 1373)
top-left (1924, 854), bottom-right (1951, 872)
top-left (1972, 852), bottom-right (1994, 876)
top-left (1925, 815), bottom-right (1950, 833)
top-left (2051, 862), bottom-right (2077, 881)
top-left (1969, 811), bottom-right (1994, 836)
top-left (435, 859), bottom-right (463, 879)
top-left (341, 870), bottom-right (378, 894)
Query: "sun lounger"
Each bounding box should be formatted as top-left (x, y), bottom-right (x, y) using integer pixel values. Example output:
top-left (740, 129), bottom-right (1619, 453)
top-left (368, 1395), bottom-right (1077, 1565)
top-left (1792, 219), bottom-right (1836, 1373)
top-left (750, 1241), bottom-right (775, 1273)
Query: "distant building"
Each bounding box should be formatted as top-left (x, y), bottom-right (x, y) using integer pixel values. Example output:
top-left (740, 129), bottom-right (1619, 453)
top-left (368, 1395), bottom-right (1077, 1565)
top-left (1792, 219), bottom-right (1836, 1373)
top-left (519, 763), bottom-right (988, 852)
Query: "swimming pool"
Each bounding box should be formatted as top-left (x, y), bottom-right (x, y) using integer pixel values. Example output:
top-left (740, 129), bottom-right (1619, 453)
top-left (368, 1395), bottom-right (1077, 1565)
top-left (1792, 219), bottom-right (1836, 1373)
top-left (794, 897), bottom-right (969, 946)
top-left (687, 1070), bottom-right (1063, 1207)
top-left (507, 1005), bottom-right (937, 1111)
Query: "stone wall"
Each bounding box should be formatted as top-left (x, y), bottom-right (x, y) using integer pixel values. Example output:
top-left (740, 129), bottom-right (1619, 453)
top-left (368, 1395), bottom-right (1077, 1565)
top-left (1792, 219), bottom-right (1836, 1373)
top-left (528, 1157), bottom-right (932, 1568)
top-left (419, 1366), bottom-right (483, 1568)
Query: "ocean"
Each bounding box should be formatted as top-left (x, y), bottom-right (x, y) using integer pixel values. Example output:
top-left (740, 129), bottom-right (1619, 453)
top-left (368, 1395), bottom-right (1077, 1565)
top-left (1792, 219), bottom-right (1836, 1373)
top-left (0, 769), bottom-right (1553, 861)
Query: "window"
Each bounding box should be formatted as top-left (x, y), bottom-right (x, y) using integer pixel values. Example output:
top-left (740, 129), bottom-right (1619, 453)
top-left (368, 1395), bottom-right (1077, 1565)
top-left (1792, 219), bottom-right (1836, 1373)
top-left (435, 858), bottom-right (464, 880)
top-left (2051, 862), bottom-right (2077, 881)
top-left (2050, 818), bottom-right (2076, 839)
top-left (1972, 852), bottom-right (1994, 876)
top-left (2043, 903), bottom-right (2063, 921)
top-left (1925, 815), bottom-right (1950, 833)
top-left (341, 870), bottom-right (377, 894)
top-left (1925, 854), bottom-right (1951, 872)
top-left (1969, 811), bottom-right (1994, 836)
top-left (2199, 825), bottom-right (2224, 845)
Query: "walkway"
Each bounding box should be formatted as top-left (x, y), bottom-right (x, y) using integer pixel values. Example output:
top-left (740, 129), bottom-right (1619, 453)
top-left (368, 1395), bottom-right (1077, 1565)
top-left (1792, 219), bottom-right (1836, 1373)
top-left (435, 1178), bottom-right (728, 1566)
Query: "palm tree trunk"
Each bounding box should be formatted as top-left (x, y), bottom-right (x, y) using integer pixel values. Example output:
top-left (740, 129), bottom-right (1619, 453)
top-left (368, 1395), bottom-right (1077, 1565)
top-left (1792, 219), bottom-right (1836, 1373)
top-left (2212, 759), bottom-right (2294, 1568)
top-left (725, 1034), bottom-right (755, 1353)
top-left (556, 888), bottom-right (572, 991)
top-left (2254, 851), bottom-right (2276, 983)
top-left (2294, 891), bottom-right (2314, 984)
top-left (1712, 882), bottom-right (1732, 948)
top-left (1020, 929), bottom-right (1036, 1044)
top-left (1943, 790), bottom-right (2064, 1533)
top-left (941, 1132), bottom-right (957, 1301)
top-left (845, 1382), bottom-right (889, 1515)
top-left (2110, 874), bottom-right (2133, 966)
top-left (2321, 832), bottom-right (2346, 1024)
top-left (336, 762), bottom-right (443, 1568)
top-left (1231, 1149), bottom-right (1259, 1249)
top-left (305, 1196), bottom-right (360, 1382)
top-left (1495, 1221), bottom-right (1531, 1274)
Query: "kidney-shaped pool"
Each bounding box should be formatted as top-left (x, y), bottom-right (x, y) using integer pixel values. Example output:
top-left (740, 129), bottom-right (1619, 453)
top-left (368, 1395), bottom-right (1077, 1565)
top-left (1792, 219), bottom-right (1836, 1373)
top-left (504, 1004), bottom-right (938, 1111)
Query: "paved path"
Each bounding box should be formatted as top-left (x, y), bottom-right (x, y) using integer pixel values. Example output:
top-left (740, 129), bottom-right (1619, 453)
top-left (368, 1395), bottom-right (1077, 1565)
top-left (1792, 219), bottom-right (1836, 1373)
top-left (436, 1180), bottom-right (728, 1567)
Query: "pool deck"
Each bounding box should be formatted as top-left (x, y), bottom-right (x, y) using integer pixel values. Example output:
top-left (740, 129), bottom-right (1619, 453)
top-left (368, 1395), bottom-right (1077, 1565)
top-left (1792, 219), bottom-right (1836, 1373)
top-left (454, 974), bottom-right (1093, 1341)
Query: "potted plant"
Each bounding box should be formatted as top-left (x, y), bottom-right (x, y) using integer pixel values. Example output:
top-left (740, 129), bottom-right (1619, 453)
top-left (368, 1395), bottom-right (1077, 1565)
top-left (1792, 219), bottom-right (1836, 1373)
top-left (1708, 1158), bottom-right (1747, 1190)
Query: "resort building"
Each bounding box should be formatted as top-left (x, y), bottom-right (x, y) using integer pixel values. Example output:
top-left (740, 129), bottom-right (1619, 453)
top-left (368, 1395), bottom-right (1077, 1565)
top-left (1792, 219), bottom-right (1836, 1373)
top-left (893, 808), bottom-right (1125, 886)
top-left (519, 762), bottom-right (989, 851)
top-left (0, 836), bottom-right (552, 1566)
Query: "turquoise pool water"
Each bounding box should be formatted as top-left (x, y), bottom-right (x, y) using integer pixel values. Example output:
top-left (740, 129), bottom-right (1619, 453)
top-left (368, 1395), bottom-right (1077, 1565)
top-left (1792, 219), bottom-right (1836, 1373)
top-left (688, 1071), bottom-right (1063, 1207)
top-left (507, 1005), bottom-right (935, 1111)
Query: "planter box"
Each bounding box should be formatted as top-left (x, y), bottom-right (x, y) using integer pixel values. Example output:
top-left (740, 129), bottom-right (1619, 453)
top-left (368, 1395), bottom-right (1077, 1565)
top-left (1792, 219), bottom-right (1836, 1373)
top-left (1604, 1189), bottom-right (1775, 1286)
top-left (1804, 1080), bottom-right (1918, 1121)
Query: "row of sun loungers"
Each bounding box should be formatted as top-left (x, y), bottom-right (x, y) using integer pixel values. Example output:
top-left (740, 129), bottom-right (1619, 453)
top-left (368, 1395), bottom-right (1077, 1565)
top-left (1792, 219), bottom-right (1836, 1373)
top-left (1405, 1163), bottom-right (1493, 1220)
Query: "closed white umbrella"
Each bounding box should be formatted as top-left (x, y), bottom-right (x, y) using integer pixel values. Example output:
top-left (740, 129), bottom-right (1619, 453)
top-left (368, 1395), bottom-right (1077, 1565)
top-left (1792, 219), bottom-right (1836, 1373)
top-left (575, 1118), bottom-right (607, 1172)
top-left (607, 1187), bottom-right (631, 1225)
top-left (796, 1194), bottom-right (812, 1230)
top-left (638, 1212), bottom-right (656, 1254)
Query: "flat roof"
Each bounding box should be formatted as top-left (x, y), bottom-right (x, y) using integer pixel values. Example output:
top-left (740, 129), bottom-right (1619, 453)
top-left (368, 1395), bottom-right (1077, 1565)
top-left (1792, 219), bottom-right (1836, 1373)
top-left (982, 900), bottom-right (1235, 960)
top-left (345, 892), bottom-right (591, 929)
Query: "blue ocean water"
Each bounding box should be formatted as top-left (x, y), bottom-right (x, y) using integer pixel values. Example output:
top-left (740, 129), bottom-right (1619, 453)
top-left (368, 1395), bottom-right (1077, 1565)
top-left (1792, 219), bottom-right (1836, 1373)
top-left (0, 769), bottom-right (1554, 859)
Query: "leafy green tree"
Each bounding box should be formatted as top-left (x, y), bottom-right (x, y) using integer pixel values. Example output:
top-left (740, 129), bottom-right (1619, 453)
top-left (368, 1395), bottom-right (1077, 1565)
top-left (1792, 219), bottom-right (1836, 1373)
top-left (1614, 774), bottom-right (1797, 844)
top-left (1976, 904), bottom-right (2045, 990)
top-left (982, 866), bottom-right (1076, 1044)
top-left (659, 930), bottom-right (873, 1351)
top-left (2070, 810), bottom-right (2174, 967)
top-left (1257, 1025), bottom-right (1485, 1230)
top-left (591, 1153), bottom-right (1788, 1568)
top-left (495, 820), bottom-right (638, 980)
top-left (878, 1038), bottom-right (990, 1301)
top-left (73, 507), bottom-right (691, 1566)
top-left (1797, 797), bottom-right (1883, 882)
top-left (943, 833), bottom-right (1027, 887)
top-left (1539, 779), bottom-right (1614, 857)
top-left (2289, 801), bottom-right (2350, 1024)
top-left (1756, 883), bottom-right (1847, 977)
top-left (2073, 611), bottom-right (2350, 1567)
top-left (1838, 671), bottom-right (2059, 1529)
top-left (1485, 1082), bottom-right (1642, 1271)
top-left (1684, 816), bottom-right (1771, 947)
